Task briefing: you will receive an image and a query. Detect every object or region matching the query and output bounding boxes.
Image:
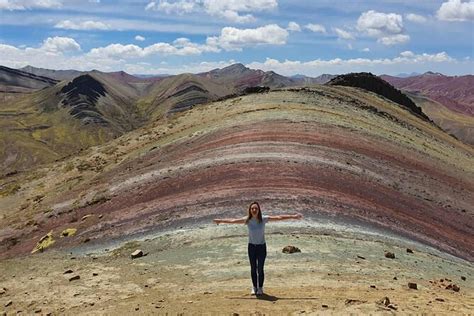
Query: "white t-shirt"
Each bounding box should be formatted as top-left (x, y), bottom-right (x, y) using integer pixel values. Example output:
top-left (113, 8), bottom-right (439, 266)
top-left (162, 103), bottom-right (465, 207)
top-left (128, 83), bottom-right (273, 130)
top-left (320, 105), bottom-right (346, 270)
top-left (246, 215), bottom-right (269, 244)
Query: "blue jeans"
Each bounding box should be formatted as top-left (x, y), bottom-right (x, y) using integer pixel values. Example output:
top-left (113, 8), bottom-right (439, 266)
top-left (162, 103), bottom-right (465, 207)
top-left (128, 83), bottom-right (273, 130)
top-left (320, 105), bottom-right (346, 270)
top-left (248, 243), bottom-right (267, 288)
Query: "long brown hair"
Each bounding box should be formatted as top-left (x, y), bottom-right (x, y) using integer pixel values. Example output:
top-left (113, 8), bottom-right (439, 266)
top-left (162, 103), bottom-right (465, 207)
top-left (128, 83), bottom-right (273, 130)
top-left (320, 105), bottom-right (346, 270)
top-left (245, 201), bottom-right (263, 224)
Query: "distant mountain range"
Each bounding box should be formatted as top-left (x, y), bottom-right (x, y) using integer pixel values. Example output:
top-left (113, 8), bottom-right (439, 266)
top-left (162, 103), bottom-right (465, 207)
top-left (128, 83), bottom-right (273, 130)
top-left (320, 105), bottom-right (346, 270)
top-left (0, 64), bottom-right (472, 173)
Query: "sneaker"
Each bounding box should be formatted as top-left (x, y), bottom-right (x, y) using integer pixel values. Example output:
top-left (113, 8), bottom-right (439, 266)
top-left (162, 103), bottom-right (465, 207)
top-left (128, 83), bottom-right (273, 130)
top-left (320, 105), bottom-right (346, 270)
top-left (251, 287), bottom-right (257, 295)
top-left (257, 287), bottom-right (264, 295)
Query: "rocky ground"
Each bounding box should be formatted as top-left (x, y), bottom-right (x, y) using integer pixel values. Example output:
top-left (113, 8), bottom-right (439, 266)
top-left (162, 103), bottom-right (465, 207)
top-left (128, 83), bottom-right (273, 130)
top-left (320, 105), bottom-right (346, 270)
top-left (1, 219), bottom-right (473, 315)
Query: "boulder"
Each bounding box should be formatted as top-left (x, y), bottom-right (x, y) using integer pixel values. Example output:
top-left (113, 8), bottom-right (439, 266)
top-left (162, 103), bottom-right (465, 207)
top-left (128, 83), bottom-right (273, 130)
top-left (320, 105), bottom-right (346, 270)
top-left (384, 252), bottom-right (395, 259)
top-left (408, 282), bottom-right (417, 289)
top-left (61, 228), bottom-right (77, 237)
top-left (131, 249), bottom-right (144, 259)
top-left (31, 230), bottom-right (55, 253)
top-left (282, 245), bottom-right (301, 254)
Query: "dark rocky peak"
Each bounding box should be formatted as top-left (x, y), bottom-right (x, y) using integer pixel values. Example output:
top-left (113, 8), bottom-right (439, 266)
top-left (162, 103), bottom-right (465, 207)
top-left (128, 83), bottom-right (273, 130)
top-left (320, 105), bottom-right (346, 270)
top-left (327, 72), bottom-right (430, 122)
top-left (60, 74), bottom-right (107, 104)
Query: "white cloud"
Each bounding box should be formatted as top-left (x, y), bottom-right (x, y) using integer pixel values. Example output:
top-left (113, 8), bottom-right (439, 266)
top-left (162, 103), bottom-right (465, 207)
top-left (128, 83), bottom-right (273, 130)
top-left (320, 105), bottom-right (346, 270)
top-left (146, 0), bottom-right (278, 23)
top-left (88, 37), bottom-right (219, 59)
top-left (333, 27), bottom-right (354, 40)
top-left (206, 24), bottom-right (289, 51)
top-left (378, 34), bottom-right (410, 45)
top-left (287, 21), bottom-right (301, 32)
top-left (0, 0), bottom-right (62, 10)
top-left (357, 10), bottom-right (409, 45)
top-left (437, 0), bottom-right (474, 21)
top-left (135, 35), bottom-right (146, 41)
top-left (246, 51), bottom-right (457, 76)
top-left (54, 20), bottom-right (110, 30)
top-left (405, 13), bottom-right (427, 23)
top-left (305, 23), bottom-right (326, 33)
top-left (362, 47), bottom-right (370, 52)
top-left (40, 36), bottom-right (81, 52)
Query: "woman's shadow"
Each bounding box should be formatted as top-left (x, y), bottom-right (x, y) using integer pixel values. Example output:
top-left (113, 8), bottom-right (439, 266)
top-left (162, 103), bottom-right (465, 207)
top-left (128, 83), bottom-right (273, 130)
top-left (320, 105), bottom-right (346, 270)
top-left (227, 293), bottom-right (318, 302)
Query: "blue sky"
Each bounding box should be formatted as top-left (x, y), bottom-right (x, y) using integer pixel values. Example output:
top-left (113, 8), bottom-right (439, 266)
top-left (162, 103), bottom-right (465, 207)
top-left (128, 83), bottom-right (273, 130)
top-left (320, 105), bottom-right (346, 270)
top-left (0, 0), bottom-right (473, 76)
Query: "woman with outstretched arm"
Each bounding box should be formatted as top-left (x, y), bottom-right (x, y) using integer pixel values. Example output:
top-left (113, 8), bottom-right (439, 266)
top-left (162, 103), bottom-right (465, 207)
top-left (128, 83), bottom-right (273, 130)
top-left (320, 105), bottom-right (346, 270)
top-left (213, 201), bottom-right (303, 295)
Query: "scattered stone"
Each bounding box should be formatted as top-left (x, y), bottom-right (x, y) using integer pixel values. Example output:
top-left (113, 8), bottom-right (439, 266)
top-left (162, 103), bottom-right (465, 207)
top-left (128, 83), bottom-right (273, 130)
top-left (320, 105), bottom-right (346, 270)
top-left (321, 304), bottom-right (328, 308)
top-left (384, 252), bottom-right (395, 259)
top-left (435, 298), bottom-right (445, 302)
top-left (187, 301), bottom-right (193, 304)
top-left (393, 277), bottom-right (398, 280)
top-left (232, 313), bottom-right (239, 316)
top-left (408, 282), bottom-right (417, 290)
top-left (282, 245), bottom-right (301, 254)
top-left (131, 250), bottom-right (144, 259)
top-left (377, 297), bottom-right (390, 306)
top-left (406, 248), bottom-right (413, 253)
top-left (135, 307), bottom-right (139, 311)
top-left (345, 299), bottom-right (366, 305)
top-left (5, 300), bottom-right (12, 307)
top-left (31, 231), bottom-right (55, 253)
top-left (370, 285), bottom-right (376, 289)
top-left (69, 275), bottom-right (80, 282)
top-left (461, 276), bottom-right (466, 281)
top-left (98, 214), bottom-right (103, 219)
top-left (92, 273), bottom-right (99, 276)
top-left (63, 269), bottom-right (73, 274)
top-left (61, 228), bottom-right (77, 237)
top-left (445, 284), bottom-right (460, 292)
top-left (34, 308), bottom-right (42, 313)
top-left (0, 287), bottom-right (6, 295)
top-left (357, 255), bottom-right (366, 260)
top-left (83, 238), bottom-right (90, 243)
top-left (203, 291), bottom-right (212, 294)
top-left (387, 304), bottom-right (398, 310)
top-left (81, 214), bottom-right (92, 221)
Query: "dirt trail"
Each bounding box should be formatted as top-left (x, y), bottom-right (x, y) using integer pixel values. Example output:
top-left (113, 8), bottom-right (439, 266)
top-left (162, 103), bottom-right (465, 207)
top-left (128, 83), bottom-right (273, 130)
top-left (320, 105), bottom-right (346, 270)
top-left (1, 221), bottom-right (473, 314)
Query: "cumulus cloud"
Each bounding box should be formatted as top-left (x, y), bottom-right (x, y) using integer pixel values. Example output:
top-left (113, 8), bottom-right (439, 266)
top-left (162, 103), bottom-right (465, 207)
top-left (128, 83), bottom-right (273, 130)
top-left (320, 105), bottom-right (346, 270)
top-left (362, 47), bottom-right (370, 52)
top-left (54, 20), bottom-right (110, 30)
top-left (246, 51), bottom-right (456, 76)
top-left (40, 36), bottom-right (81, 52)
top-left (206, 24), bottom-right (289, 51)
top-left (146, 0), bottom-right (278, 23)
top-left (287, 21), bottom-right (301, 32)
top-left (0, 0), bottom-right (62, 10)
top-left (305, 23), bottom-right (326, 33)
top-left (135, 35), bottom-right (146, 41)
top-left (333, 27), bottom-right (354, 40)
top-left (437, 0), bottom-right (474, 21)
top-left (357, 10), bottom-right (409, 45)
top-left (405, 13), bottom-right (427, 23)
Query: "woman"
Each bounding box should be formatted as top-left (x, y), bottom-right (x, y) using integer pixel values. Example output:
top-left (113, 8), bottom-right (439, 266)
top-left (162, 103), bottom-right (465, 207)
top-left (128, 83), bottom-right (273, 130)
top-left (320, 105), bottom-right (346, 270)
top-left (213, 201), bottom-right (303, 295)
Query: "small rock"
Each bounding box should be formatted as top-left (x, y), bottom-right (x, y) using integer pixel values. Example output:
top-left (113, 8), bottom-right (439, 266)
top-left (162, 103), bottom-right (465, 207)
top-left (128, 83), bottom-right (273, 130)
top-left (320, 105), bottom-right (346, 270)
top-left (345, 299), bottom-right (366, 305)
top-left (131, 250), bottom-right (144, 259)
top-left (357, 255), bottom-right (365, 260)
top-left (203, 291), bottom-right (212, 294)
top-left (282, 245), bottom-right (301, 254)
top-left (370, 285), bottom-right (376, 289)
top-left (81, 214), bottom-right (92, 221)
top-left (445, 284), bottom-right (460, 292)
top-left (5, 300), bottom-right (13, 307)
top-left (135, 307), bottom-right (139, 311)
top-left (406, 248), bottom-right (414, 253)
top-left (0, 287), bottom-right (6, 295)
top-left (384, 252), bottom-right (395, 259)
top-left (92, 273), bottom-right (99, 276)
top-left (34, 308), bottom-right (42, 313)
top-left (322, 304), bottom-right (328, 308)
top-left (98, 214), bottom-right (103, 219)
top-left (64, 269), bottom-right (73, 274)
top-left (232, 313), bottom-right (239, 316)
top-left (393, 277), bottom-right (398, 280)
top-left (83, 238), bottom-right (90, 243)
top-left (187, 301), bottom-right (193, 304)
top-left (408, 282), bottom-right (417, 289)
top-left (377, 296), bottom-right (390, 306)
top-left (435, 298), bottom-right (445, 302)
top-left (461, 276), bottom-right (466, 281)
top-left (69, 275), bottom-right (80, 282)
top-left (387, 304), bottom-right (397, 310)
